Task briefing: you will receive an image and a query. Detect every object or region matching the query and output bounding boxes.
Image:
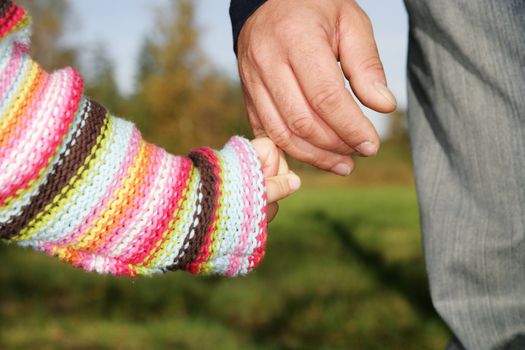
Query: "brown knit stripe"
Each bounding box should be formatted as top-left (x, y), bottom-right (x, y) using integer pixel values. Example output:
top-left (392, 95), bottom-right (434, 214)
top-left (0, 99), bottom-right (107, 239)
top-left (0, 0), bottom-right (17, 28)
top-left (167, 148), bottom-right (218, 271)
top-left (0, 1), bottom-right (12, 19)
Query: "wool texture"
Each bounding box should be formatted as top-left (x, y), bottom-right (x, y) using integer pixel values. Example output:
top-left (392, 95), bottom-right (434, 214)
top-left (0, 1), bottom-right (267, 277)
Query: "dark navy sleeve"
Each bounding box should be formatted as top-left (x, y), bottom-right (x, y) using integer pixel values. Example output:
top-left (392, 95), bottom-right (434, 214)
top-left (229, 0), bottom-right (268, 54)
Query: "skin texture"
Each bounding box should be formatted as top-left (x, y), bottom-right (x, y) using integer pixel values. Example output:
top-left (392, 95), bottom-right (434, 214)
top-left (238, 0), bottom-right (397, 176)
top-left (252, 137), bottom-right (300, 221)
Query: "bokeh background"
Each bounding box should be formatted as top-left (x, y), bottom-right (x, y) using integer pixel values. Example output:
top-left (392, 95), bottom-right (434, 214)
top-left (0, 0), bottom-right (451, 349)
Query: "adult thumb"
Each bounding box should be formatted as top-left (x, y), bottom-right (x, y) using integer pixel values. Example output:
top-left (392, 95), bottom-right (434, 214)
top-left (338, 5), bottom-right (397, 113)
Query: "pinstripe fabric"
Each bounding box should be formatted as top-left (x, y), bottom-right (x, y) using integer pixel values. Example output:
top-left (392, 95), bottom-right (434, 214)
top-left (405, 1), bottom-right (525, 348)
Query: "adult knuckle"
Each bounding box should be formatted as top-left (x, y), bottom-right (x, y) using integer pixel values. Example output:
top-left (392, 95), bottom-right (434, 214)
top-left (311, 85), bottom-right (344, 115)
top-left (340, 117), bottom-right (371, 144)
top-left (252, 126), bottom-right (266, 137)
top-left (267, 126), bottom-right (292, 148)
top-left (290, 113), bottom-right (316, 138)
top-left (357, 9), bottom-right (373, 28)
top-left (308, 155), bottom-right (328, 169)
top-left (277, 19), bottom-right (304, 44)
top-left (248, 44), bottom-right (272, 70)
top-left (358, 55), bottom-right (384, 74)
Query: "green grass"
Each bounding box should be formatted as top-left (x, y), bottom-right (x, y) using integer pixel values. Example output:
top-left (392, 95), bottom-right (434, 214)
top-left (0, 186), bottom-right (449, 349)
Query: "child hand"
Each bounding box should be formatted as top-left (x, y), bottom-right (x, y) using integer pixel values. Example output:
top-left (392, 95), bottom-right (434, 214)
top-left (251, 137), bottom-right (301, 222)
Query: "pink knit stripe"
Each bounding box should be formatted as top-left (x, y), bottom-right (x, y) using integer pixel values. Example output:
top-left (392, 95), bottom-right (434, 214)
top-left (0, 69), bottom-right (50, 160)
top-left (0, 41), bottom-right (24, 101)
top-left (0, 68), bottom-right (82, 204)
top-left (249, 190), bottom-right (267, 270)
top-left (226, 137), bottom-right (257, 275)
top-left (0, 5), bottom-right (24, 39)
top-left (124, 152), bottom-right (192, 265)
top-left (97, 145), bottom-right (168, 258)
top-left (44, 246), bottom-right (132, 276)
top-left (87, 144), bottom-right (163, 255)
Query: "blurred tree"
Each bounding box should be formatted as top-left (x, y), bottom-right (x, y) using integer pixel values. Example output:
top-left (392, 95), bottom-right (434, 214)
top-left (84, 44), bottom-right (123, 115)
top-left (387, 110), bottom-right (410, 145)
top-left (16, 0), bottom-right (77, 70)
top-left (134, 0), bottom-right (250, 152)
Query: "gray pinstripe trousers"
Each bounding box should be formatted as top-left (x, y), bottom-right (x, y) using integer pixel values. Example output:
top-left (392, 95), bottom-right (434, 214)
top-left (404, 1), bottom-right (525, 349)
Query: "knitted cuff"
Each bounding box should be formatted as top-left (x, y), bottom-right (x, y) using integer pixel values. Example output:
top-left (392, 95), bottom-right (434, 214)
top-left (167, 136), bottom-right (267, 276)
top-left (0, 1), bottom-right (268, 277)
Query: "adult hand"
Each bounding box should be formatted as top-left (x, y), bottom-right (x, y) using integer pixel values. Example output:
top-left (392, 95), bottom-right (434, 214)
top-left (237, 0), bottom-right (397, 176)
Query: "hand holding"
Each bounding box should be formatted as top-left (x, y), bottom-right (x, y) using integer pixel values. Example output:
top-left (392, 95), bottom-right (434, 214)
top-left (252, 137), bottom-right (300, 222)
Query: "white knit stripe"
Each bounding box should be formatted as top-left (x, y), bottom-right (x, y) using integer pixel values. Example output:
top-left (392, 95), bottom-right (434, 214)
top-left (234, 137), bottom-right (266, 275)
top-left (0, 38), bottom-right (15, 78)
top-left (0, 43), bottom-right (19, 104)
top-left (243, 137), bottom-right (267, 272)
top-left (20, 117), bottom-right (134, 245)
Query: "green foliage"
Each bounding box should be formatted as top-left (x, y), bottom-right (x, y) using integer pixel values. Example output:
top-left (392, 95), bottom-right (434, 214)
top-left (0, 186), bottom-right (449, 349)
top-left (132, 0), bottom-right (251, 152)
top-left (83, 45), bottom-right (123, 114)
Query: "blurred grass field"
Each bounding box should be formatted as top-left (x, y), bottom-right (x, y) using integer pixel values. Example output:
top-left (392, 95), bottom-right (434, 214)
top-left (0, 181), bottom-right (450, 349)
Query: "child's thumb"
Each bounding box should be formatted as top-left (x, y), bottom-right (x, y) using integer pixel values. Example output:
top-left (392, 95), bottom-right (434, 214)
top-left (266, 172), bottom-right (301, 204)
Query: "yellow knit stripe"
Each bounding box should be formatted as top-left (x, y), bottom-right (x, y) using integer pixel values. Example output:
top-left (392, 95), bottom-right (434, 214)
top-left (10, 13), bottom-right (30, 34)
top-left (71, 141), bottom-right (151, 250)
top-left (0, 59), bottom-right (38, 143)
top-left (14, 115), bottom-right (112, 241)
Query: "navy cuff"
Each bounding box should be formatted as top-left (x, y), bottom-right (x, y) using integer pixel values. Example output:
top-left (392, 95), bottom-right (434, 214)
top-left (229, 0), bottom-right (268, 54)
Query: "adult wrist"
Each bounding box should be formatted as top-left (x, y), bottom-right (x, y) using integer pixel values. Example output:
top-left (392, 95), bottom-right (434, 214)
top-left (229, 0), bottom-right (267, 54)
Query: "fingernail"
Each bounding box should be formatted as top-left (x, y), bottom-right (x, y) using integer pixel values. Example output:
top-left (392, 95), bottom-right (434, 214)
top-left (355, 141), bottom-right (378, 156)
top-left (332, 163), bottom-right (352, 176)
top-left (288, 174), bottom-right (301, 191)
top-left (373, 81), bottom-right (397, 107)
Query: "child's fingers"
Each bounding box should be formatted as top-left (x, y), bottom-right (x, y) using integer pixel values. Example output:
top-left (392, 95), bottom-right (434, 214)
top-left (267, 202), bottom-right (279, 222)
top-left (266, 172), bottom-right (301, 203)
top-left (277, 149), bottom-right (289, 175)
top-left (252, 137), bottom-right (280, 177)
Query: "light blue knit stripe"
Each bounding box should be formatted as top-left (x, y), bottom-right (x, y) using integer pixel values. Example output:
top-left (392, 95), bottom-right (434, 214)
top-left (0, 49), bottom-right (30, 119)
top-left (21, 116), bottom-right (134, 246)
top-left (0, 43), bottom-right (15, 87)
top-left (207, 144), bottom-right (245, 274)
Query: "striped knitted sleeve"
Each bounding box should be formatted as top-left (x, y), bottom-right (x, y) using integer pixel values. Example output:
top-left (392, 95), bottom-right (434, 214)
top-left (0, 1), bottom-right (267, 277)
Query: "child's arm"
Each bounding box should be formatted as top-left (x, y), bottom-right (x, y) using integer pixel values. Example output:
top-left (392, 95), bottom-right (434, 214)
top-left (0, 1), bottom-right (297, 276)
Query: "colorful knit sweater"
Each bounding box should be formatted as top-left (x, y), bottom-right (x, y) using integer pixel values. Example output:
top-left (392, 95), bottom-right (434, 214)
top-left (0, 1), bottom-right (267, 277)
